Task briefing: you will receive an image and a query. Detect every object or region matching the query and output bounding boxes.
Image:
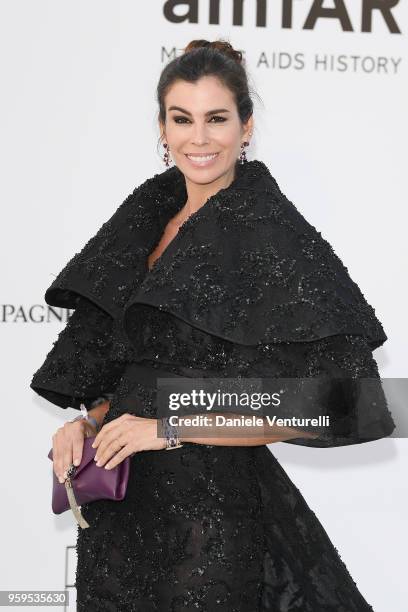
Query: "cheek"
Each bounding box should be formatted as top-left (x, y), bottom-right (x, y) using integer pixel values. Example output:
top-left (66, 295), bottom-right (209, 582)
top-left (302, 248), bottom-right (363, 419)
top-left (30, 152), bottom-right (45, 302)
top-left (217, 126), bottom-right (243, 147)
top-left (166, 127), bottom-right (183, 145)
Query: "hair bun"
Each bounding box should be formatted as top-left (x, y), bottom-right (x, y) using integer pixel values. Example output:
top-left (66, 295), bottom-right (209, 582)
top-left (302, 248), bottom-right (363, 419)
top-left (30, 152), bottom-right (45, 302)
top-left (183, 39), bottom-right (243, 64)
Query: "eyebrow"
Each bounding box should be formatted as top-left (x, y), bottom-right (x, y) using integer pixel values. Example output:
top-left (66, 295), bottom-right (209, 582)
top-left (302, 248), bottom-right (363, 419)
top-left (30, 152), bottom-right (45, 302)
top-left (168, 106), bottom-right (230, 116)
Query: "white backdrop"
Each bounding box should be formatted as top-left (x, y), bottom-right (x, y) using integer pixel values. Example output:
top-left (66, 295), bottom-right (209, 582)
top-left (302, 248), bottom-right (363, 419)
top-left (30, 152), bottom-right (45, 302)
top-left (1, 1), bottom-right (406, 610)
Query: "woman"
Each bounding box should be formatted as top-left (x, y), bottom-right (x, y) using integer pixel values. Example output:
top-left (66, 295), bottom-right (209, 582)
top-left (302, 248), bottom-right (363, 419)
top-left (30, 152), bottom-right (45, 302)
top-left (31, 40), bottom-right (395, 611)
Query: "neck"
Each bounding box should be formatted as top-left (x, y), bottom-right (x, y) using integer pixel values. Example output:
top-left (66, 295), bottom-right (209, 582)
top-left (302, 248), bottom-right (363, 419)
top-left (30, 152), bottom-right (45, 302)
top-left (182, 164), bottom-right (237, 217)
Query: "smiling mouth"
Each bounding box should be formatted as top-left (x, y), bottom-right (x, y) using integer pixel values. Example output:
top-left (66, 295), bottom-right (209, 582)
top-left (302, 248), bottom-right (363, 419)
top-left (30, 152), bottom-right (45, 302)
top-left (185, 153), bottom-right (219, 162)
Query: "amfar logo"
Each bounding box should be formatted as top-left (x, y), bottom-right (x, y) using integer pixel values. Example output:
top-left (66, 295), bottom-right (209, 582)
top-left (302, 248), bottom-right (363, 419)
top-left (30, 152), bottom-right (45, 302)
top-left (1, 304), bottom-right (73, 323)
top-left (163, 0), bottom-right (402, 33)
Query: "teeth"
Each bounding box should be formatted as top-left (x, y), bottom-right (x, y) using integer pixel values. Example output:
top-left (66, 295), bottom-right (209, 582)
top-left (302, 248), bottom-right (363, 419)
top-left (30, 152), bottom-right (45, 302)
top-left (187, 154), bottom-right (218, 162)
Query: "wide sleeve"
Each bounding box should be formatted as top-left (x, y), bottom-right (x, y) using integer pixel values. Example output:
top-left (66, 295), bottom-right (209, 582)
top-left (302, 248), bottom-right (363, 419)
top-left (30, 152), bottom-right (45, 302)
top-left (245, 333), bottom-right (396, 448)
top-left (29, 295), bottom-right (135, 410)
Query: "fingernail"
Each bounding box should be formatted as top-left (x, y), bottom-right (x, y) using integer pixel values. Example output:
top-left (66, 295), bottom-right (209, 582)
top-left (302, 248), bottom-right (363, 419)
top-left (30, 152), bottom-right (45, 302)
top-left (58, 477), bottom-right (64, 484)
top-left (94, 456), bottom-right (98, 462)
top-left (105, 464), bottom-right (111, 470)
top-left (73, 459), bottom-right (80, 466)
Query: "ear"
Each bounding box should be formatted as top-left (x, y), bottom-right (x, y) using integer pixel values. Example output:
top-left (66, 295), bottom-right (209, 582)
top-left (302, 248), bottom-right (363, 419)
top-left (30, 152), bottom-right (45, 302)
top-left (242, 114), bottom-right (254, 142)
top-left (158, 118), bottom-right (166, 143)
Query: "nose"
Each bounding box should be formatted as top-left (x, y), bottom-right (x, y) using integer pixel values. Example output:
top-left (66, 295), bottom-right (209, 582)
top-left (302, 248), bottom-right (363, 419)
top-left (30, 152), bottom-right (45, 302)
top-left (190, 122), bottom-right (210, 145)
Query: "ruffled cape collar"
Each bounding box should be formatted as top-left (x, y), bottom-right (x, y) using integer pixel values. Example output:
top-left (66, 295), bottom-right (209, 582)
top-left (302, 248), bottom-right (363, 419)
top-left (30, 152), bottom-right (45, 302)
top-left (44, 159), bottom-right (387, 350)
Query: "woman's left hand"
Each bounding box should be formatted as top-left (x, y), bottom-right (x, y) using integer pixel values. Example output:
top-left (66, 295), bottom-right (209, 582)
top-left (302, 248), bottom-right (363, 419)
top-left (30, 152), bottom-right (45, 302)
top-left (91, 414), bottom-right (166, 469)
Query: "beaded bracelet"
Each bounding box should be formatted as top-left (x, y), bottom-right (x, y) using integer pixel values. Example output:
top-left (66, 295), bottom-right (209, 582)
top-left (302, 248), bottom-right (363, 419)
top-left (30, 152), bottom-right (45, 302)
top-left (161, 416), bottom-right (183, 450)
top-left (71, 403), bottom-right (101, 435)
top-left (88, 395), bottom-right (114, 409)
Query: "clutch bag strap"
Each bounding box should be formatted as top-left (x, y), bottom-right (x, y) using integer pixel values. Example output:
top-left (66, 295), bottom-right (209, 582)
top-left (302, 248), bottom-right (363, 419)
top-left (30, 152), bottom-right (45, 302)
top-left (65, 464), bottom-right (90, 529)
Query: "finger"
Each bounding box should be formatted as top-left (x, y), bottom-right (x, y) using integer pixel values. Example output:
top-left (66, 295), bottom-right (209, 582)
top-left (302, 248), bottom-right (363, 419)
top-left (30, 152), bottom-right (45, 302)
top-left (104, 445), bottom-right (134, 470)
top-left (91, 413), bottom-right (130, 448)
top-left (53, 429), bottom-right (65, 483)
top-left (95, 436), bottom-right (127, 467)
top-left (93, 420), bottom-right (129, 460)
top-left (72, 428), bottom-right (85, 467)
top-left (91, 423), bottom-right (109, 448)
top-left (95, 436), bottom-right (128, 467)
top-left (52, 433), bottom-right (63, 484)
top-left (61, 425), bottom-right (74, 479)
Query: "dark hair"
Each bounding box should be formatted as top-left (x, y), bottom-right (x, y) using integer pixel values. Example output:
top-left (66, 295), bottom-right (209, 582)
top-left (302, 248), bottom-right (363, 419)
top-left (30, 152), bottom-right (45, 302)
top-left (156, 38), bottom-right (260, 154)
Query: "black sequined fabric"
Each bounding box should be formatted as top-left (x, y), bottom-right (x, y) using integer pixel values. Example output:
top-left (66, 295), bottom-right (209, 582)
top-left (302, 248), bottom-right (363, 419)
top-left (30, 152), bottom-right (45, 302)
top-left (30, 295), bottom-right (137, 410)
top-left (30, 159), bottom-right (395, 610)
top-left (75, 415), bottom-right (375, 612)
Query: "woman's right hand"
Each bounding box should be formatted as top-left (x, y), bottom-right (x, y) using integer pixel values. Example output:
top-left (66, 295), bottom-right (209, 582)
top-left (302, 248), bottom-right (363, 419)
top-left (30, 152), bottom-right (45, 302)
top-left (52, 419), bottom-right (96, 483)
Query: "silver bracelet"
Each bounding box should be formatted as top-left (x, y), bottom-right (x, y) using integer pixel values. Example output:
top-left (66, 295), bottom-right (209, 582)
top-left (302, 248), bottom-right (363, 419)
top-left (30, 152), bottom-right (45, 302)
top-left (161, 416), bottom-right (183, 450)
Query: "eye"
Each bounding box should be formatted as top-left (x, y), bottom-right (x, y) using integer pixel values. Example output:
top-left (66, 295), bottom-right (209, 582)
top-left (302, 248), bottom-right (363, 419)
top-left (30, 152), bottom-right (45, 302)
top-left (173, 116), bottom-right (190, 124)
top-left (172, 115), bottom-right (227, 124)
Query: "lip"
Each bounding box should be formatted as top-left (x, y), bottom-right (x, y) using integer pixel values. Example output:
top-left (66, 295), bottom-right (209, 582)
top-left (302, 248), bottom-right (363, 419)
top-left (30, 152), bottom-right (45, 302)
top-left (185, 152), bottom-right (220, 168)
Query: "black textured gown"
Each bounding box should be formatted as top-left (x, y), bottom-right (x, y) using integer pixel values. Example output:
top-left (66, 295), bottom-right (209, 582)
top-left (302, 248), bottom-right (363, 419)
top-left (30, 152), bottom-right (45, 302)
top-left (30, 159), bottom-right (395, 611)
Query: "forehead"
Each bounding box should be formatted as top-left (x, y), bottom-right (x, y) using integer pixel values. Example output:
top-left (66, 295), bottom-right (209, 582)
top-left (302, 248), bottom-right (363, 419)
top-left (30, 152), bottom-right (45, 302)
top-left (165, 76), bottom-right (235, 108)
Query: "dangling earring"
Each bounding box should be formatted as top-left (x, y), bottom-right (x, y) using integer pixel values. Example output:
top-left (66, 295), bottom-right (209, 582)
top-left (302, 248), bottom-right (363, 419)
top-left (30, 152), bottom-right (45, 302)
top-left (162, 142), bottom-right (172, 167)
top-left (239, 141), bottom-right (249, 164)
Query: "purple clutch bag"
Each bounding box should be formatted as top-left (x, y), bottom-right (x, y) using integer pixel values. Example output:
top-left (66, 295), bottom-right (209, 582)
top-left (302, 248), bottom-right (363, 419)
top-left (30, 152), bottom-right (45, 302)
top-left (47, 435), bottom-right (130, 529)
